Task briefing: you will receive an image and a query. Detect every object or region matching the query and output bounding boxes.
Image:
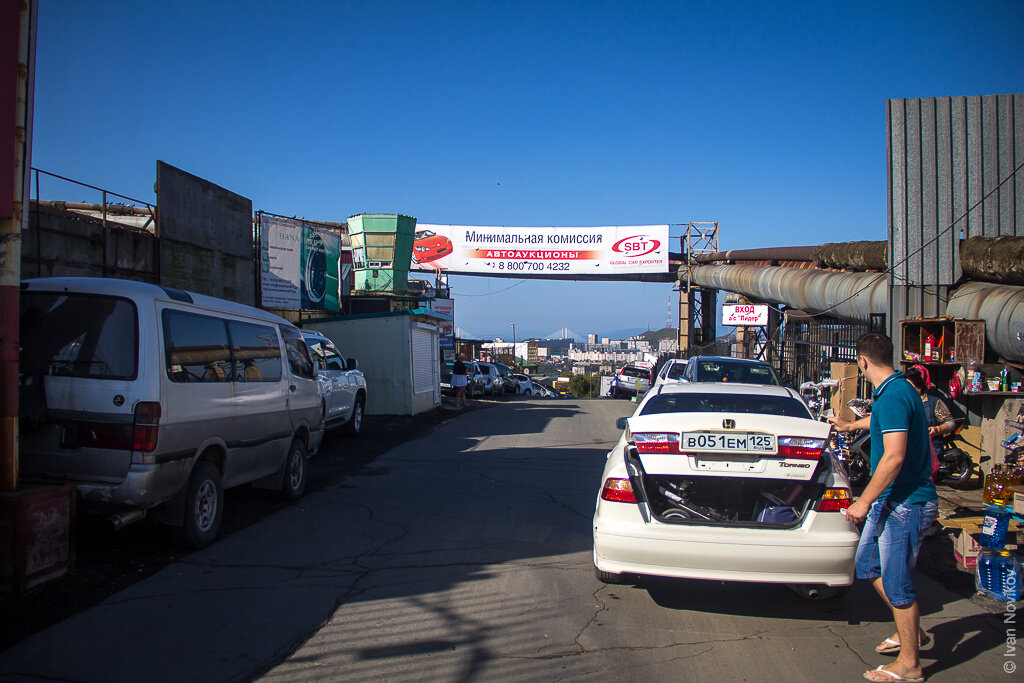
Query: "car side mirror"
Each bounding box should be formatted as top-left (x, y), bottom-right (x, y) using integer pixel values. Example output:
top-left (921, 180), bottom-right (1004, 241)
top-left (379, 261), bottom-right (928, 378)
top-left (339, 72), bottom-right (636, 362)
top-left (345, 358), bottom-right (358, 371)
top-left (615, 417), bottom-right (629, 430)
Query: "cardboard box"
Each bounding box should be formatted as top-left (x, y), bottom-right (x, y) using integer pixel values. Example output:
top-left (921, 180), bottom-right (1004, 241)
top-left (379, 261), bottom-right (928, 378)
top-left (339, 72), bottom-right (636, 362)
top-left (952, 529), bottom-right (982, 569)
top-left (1011, 486), bottom-right (1024, 516)
top-left (939, 516), bottom-right (1021, 570)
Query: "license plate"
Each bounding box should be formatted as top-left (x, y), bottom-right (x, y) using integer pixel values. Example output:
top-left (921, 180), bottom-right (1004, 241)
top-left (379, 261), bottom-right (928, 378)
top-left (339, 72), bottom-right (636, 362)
top-left (681, 432), bottom-right (776, 454)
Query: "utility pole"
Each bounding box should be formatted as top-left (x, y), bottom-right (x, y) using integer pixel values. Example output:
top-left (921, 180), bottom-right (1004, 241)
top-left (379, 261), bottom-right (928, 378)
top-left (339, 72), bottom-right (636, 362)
top-left (1, 0), bottom-right (35, 491)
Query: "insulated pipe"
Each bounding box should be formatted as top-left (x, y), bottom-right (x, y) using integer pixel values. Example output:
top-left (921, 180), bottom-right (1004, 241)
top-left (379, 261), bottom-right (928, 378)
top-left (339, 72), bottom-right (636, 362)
top-left (682, 264), bottom-right (888, 323)
top-left (694, 246), bottom-right (818, 264)
top-left (945, 281), bottom-right (1024, 362)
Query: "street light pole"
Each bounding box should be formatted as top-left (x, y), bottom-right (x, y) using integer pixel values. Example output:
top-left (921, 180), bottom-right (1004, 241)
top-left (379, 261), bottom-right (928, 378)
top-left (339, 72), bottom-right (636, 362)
top-left (510, 323), bottom-right (516, 369)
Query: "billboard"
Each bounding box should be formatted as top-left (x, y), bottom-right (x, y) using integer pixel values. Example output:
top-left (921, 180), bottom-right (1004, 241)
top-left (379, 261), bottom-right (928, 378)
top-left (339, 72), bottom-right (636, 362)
top-left (260, 215), bottom-right (343, 311)
top-left (408, 224), bottom-right (669, 276)
top-left (722, 304), bottom-right (769, 326)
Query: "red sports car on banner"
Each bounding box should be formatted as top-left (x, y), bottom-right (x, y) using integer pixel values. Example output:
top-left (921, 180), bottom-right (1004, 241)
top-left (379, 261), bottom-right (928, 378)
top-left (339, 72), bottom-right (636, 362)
top-left (412, 230), bottom-right (453, 264)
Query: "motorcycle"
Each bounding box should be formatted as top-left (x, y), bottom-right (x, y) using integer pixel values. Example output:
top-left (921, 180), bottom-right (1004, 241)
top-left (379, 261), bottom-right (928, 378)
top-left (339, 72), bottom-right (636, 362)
top-left (932, 419), bottom-right (976, 485)
top-left (841, 413), bottom-right (977, 487)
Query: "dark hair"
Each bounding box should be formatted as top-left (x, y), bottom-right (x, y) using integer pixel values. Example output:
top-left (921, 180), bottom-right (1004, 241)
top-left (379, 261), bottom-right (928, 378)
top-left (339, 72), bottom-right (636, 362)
top-left (904, 365), bottom-right (927, 392)
top-left (856, 332), bottom-right (893, 367)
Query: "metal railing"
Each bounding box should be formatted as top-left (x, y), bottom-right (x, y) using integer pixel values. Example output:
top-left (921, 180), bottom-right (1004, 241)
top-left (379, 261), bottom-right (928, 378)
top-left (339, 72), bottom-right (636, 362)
top-left (32, 168), bottom-right (157, 233)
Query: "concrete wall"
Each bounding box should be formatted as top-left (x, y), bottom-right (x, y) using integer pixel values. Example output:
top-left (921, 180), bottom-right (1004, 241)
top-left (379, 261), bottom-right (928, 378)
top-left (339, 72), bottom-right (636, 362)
top-left (156, 161), bottom-right (255, 305)
top-left (307, 314), bottom-right (441, 416)
top-left (23, 202), bottom-right (158, 280)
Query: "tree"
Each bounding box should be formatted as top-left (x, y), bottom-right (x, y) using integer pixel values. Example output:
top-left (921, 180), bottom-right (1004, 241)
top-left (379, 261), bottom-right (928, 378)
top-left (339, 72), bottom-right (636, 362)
top-left (569, 373), bottom-right (598, 398)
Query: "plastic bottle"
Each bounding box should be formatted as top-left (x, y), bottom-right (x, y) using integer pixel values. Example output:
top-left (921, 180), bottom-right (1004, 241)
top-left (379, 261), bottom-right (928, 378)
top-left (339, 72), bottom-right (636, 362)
top-left (924, 335), bottom-right (935, 361)
top-left (976, 548), bottom-right (998, 597)
top-left (982, 465), bottom-right (1004, 506)
top-left (997, 551), bottom-right (1023, 602)
top-left (979, 504), bottom-right (1011, 548)
top-left (968, 360), bottom-right (978, 392)
top-left (1001, 365), bottom-right (1011, 392)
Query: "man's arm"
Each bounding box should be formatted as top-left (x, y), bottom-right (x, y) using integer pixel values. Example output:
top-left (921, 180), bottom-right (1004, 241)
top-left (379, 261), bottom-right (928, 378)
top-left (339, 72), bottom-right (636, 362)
top-left (828, 415), bottom-right (871, 432)
top-left (844, 430), bottom-right (907, 524)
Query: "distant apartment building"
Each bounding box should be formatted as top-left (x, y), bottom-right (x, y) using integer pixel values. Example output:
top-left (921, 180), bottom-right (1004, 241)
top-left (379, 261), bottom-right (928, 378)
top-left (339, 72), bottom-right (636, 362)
top-left (587, 333), bottom-right (598, 344)
top-left (601, 337), bottom-right (610, 345)
top-left (658, 338), bottom-right (679, 353)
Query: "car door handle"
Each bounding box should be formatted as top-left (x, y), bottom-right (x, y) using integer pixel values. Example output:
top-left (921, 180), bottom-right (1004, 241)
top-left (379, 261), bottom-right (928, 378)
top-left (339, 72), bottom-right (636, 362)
top-left (289, 384), bottom-right (297, 392)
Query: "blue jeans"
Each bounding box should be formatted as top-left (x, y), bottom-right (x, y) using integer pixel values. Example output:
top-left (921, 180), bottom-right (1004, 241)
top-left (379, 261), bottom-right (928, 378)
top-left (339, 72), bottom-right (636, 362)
top-left (854, 498), bottom-right (938, 608)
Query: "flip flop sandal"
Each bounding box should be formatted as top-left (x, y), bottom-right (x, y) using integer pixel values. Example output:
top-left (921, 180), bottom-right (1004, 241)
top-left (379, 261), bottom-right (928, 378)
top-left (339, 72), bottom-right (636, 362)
top-left (874, 633), bottom-right (932, 655)
top-left (863, 665), bottom-right (926, 682)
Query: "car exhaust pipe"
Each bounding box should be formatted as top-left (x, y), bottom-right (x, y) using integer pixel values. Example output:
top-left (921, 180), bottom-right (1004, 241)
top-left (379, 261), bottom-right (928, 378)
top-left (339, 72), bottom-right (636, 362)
top-left (108, 509), bottom-right (147, 531)
top-left (787, 583), bottom-right (848, 600)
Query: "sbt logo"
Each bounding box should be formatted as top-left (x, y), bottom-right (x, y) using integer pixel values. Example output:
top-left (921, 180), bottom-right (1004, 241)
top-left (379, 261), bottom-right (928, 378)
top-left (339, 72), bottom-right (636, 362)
top-left (612, 235), bottom-right (660, 257)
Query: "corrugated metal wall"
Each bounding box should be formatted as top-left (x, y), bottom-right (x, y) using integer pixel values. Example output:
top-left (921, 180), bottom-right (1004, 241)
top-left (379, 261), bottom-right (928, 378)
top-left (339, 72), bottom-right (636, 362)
top-left (887, 93), bottom-right (1024, 333)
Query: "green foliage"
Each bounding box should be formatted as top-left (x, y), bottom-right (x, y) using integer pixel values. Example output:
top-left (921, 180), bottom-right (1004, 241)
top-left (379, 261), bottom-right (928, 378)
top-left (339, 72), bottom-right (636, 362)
top-left (569, 373), bottom-right (599, 398)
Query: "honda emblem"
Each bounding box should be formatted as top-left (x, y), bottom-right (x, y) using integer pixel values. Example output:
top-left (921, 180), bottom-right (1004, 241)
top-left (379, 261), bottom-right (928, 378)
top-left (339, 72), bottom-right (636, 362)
top-left (723, 419), bottom-right (735, 429)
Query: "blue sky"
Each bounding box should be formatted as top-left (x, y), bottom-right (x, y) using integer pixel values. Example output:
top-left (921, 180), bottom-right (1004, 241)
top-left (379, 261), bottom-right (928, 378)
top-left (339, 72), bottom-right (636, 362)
top-left (31, 1), bottom-right (1024, 339)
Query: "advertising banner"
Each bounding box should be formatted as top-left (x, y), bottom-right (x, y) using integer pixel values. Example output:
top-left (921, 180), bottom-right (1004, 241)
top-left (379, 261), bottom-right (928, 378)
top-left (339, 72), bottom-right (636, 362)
top-left (260, 215), bottom-right (343, 311)
top-left (408, 224), bottom-right (669, 276)
top-left (431, 298), bottom-right (455, 350)
top-left (722, 304), bottom-right (769, 326)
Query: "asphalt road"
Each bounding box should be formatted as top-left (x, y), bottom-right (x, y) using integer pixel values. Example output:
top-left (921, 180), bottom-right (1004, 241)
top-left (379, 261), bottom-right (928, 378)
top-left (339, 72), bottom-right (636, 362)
top-left (0, 399), bottom-right (1012, 682)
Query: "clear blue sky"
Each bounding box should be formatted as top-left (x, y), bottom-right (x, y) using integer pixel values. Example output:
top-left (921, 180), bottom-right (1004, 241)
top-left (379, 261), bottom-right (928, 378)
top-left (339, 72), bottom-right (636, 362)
top-left (31, 1), bottom-right (1024, 340)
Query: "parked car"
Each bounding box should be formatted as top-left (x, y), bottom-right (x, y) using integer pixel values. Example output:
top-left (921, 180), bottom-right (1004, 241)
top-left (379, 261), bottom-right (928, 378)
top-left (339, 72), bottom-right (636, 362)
top-left (301, 330), bottom-right (366, 435)
top-left (474, 362), bottom-right (503, 397)
top-left (652, 358), bottom-right (688, 389)
top-left (593, 382), bottom-right (858, 598)
top-left (17, 277), bottom-right (324, 548)
top-left (609, 364), bottom-right (653, 399)
top-left (511, 373), bottom-right (533, 395)
top-left (492, 362), bottom-right (516, 393)
top-left (531, 381), bottom-right (554, 397)
top-left (682, 355), bottom-right (781, 385)
top-left (442, 361), bottom-right (489, 398)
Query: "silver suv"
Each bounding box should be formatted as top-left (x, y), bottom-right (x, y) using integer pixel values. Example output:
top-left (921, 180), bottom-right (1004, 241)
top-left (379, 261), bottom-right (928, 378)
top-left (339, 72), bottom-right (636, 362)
top-left (610, 365), bottom-right (653, 399)
top-left (301, 330), bottom-right (367, 435)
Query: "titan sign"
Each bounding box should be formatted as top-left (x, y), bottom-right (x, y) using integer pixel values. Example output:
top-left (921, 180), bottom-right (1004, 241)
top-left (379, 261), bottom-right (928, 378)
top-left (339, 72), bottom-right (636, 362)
top-left (408, 224), bottom-right (669, 276)
top-left (260, 215), bottom-right (343, 311)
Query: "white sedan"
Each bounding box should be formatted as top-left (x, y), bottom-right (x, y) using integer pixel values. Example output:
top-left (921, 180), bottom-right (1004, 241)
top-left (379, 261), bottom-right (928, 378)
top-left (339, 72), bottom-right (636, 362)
top-left (593, 382), bottom-right (860, 598)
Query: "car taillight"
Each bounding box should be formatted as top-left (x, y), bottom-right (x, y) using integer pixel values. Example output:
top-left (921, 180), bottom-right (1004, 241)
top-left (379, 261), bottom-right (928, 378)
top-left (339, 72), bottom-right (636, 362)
top-left (817, 487), bottom-right (852, 512)
top-left (601, 478), bottom-right (637, 503)
top-left (132, 401), bottom-right (161, 452)
top-left (777, 437), bottom-right (825, 460)
top-left (631, 432), bottom-right (681, 454)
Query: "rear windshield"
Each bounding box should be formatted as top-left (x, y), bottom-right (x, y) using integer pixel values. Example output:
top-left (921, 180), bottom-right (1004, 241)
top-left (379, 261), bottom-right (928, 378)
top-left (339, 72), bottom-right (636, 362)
top-left (20, 292), bottom-right (138, 380)
top-left (695, 360), bottom-right (779, 385)
top-left (620, 367), bottom-right (649, 379)
top-left (641, 393), bottom-right (811, 419)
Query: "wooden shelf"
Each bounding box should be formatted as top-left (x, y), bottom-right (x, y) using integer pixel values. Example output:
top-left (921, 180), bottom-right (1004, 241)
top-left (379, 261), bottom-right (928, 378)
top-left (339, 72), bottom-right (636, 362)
top-left (963, 391), bottom-right (1023, 397)
top-left (900, 318), bottom-right (985, 365)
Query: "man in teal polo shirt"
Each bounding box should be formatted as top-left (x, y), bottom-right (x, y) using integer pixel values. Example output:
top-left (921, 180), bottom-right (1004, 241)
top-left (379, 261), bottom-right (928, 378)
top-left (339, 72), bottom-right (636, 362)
top-left (830, 333), bottom-right (937, 683)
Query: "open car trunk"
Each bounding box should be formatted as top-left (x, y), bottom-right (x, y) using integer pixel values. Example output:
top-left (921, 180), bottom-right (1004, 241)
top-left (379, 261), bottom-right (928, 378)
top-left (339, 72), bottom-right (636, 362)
top-left (630, 467), bottom-right (831, 529)
top-left (623, 411), bottom-right (832, 529)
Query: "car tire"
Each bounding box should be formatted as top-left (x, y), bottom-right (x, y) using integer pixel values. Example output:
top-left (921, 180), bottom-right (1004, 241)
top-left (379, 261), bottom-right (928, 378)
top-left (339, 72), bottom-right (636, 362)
top-left (281, 438), bottom-right (308, 501)
top-left (177, 461), bottom-right (223, 549)
top-left (594, 564), bottom-right (628, 584)
top-left (344, 396), bottom-right (364, 437)
top-left (524, 389), bottom-right (531, 396)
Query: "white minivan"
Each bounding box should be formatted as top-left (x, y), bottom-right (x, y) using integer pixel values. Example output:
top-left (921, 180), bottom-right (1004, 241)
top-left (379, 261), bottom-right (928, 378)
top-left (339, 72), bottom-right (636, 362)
top-left (18, 277), bottom-right (324, 547)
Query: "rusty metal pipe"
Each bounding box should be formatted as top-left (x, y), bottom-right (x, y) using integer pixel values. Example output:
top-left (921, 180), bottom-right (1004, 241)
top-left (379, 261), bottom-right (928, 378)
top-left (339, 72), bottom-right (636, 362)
top-left (694, 246), bottom-right (818, 263)
top-left (683, 264), bottom-right (888, 323)
top-left (945, 281), bottom-right (1024, 362)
